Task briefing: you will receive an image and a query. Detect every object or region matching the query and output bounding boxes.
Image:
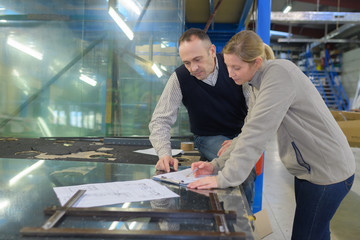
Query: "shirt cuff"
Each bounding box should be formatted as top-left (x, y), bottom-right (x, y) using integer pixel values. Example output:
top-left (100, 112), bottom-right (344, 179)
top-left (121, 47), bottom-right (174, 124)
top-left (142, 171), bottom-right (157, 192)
top-left (158, 149), bottom-right (172, 159)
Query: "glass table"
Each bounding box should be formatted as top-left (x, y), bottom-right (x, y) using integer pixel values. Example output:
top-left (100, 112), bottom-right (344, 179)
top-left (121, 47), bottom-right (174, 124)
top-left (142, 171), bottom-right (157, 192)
top-left (0, 157), bottom-right (254, 239)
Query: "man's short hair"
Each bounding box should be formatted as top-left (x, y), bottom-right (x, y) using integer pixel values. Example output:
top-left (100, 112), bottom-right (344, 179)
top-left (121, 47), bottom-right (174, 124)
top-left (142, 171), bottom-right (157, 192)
top-left (178, 28), bottom-right (211, 47)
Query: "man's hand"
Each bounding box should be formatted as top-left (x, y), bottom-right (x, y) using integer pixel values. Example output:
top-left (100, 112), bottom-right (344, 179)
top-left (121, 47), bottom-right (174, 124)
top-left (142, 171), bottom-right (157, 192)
top-left (155, 155), bottom-right (178, 172)
top-left (217, 139), bottom-right (232, 157)
top-left (187, 176), bottom-right (218, 189)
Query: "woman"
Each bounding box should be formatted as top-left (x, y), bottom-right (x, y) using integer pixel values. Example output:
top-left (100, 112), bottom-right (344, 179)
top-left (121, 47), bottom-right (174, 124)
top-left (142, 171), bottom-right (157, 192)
top-left (187, 30), bottom-right (355, 240)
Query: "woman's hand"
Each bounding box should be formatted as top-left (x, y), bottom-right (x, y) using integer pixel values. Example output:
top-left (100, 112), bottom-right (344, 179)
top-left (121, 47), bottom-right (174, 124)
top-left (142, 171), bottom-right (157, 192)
top-left (190, 161), bottom-right (214, 177)
top-left (187, 161), bottom-right (217, 189)
top-left (187, 176), bottom-right (218, 189)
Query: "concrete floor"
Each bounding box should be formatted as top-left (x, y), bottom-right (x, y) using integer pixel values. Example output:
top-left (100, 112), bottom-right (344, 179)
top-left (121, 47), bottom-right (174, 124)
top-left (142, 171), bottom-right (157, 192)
top-left (260, 138), bottom-right (360, 240)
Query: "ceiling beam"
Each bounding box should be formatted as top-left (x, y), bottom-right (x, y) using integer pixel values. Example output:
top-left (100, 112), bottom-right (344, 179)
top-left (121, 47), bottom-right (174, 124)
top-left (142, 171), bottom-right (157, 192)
top-left (278, 38), bottom-right (360, 43)
top-left (271, 11), bottom-right (360, 24)
top-left (276, 23), bottom-right (360, 51)
top-left (204, 0), bottom-right (224, 32)
top-left (294, 0), bottom-right (360, 10)
top-left (271, 24), bottom-right (325, 38)
top-left (309, 23), bottom-right (358, 49)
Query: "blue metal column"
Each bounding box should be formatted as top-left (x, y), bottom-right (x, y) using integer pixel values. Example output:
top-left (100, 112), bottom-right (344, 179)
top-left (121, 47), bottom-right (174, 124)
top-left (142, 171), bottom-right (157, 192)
top-left (253, 0), bottom-right (271, 214)
top-left (257, 0), bottom-right (271, 45)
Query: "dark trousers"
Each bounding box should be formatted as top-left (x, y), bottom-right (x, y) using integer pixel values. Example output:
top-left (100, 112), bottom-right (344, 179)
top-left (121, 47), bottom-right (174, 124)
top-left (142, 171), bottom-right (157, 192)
top-left (292, 174), bottom-right (354, 240)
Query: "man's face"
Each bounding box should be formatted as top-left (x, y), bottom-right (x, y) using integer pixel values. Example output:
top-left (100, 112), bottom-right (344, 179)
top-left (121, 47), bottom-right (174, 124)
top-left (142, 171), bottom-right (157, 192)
top-left (179, 36), bottom-right (216, 80)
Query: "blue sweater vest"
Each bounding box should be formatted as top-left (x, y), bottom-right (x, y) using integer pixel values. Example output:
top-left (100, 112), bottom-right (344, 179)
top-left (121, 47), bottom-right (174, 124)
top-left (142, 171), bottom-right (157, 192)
top-left (176, 53), bottom-right (247, 137)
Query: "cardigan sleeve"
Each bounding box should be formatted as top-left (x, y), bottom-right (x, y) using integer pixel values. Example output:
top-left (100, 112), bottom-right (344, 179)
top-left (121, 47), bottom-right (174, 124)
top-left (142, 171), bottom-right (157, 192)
top-left (215, 62), bottom-right (297, 188)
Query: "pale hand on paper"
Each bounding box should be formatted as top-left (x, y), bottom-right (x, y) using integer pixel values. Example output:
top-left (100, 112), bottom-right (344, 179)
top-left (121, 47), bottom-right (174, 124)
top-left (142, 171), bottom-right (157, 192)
top-left (153, 168), bottom-right (208, 185)
top-left (187, 161), bottom-right (218, 189)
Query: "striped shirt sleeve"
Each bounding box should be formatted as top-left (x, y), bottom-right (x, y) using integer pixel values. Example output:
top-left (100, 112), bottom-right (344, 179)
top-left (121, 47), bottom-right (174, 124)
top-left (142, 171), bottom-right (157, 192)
top-left (149, 72), bottom-right (183, 158)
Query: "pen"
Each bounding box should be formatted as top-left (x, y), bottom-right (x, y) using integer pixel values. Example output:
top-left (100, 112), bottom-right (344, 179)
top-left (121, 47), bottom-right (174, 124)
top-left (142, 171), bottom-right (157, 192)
top-left (186, 167), bottom-right (199, 177)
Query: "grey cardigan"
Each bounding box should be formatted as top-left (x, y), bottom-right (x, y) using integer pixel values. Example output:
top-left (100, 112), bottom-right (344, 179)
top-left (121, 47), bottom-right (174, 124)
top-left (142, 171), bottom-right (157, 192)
top-left (212, 59), bottom-right (355, 187)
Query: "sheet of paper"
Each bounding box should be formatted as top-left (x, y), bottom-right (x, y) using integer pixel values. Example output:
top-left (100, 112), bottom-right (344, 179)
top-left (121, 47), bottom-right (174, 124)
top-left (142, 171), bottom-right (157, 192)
top-left (53, 179), bottom-right (179, 208)
top-left (134, 148), bottom-right (183, 156)
top-left (153, 168), bottom-right (210, 185)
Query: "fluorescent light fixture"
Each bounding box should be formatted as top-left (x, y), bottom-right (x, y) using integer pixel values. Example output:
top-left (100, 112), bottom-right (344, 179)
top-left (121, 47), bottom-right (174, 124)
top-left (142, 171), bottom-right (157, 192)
top-left (160, 65), bottom-right (167, 71)
top-left (283, 4), bottom-right (292, 14)
top-left (7, 38), bottom-right (43, 60)
top-left (47, 106), bottom-right (57, 118)
top-left (122, 202), bottom-right (131, 208)
top-left (270, 30), bottom-right (293, 37)
top-left (108, 221), bottom-right (119, 230)
top-left (161, 41), bottom-right (168, 48)
top-left (152, 63), bottom-right (163, 78)
top-left (0, 200), bottom-right (9, 210)
top-left (108, 6), bottom-right (134, 40)
top-left (12, 69), bottom-right (19, 77)
top-left (129, 221), bottom-right (137, 230)
top-left (123, 0), bottom-right (141, 15)
top-left (37, 117), bottom-right (52, 137)
top-left (9, 160), bottom-right (45, 186)
top-left (13, 69), bottom-right (30, 91)
top-left (80, 74), bottom-right (97, 86)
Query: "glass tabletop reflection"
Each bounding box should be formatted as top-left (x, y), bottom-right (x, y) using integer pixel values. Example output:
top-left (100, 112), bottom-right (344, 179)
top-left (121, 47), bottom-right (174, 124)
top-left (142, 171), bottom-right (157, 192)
top-left (0, 158), bottom-right (254, 240)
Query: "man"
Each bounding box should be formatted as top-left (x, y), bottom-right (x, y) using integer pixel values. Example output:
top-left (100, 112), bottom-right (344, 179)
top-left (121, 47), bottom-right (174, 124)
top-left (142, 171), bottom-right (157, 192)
top-left (149, 28), bottom-right (256, 208)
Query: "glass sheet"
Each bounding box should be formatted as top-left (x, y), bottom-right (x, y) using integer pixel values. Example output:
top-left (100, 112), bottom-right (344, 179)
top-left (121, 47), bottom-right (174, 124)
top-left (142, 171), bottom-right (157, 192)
top-left (0, 0), bottom-right (190, 138)
top-left (0, 157), bottom-right (254, 239)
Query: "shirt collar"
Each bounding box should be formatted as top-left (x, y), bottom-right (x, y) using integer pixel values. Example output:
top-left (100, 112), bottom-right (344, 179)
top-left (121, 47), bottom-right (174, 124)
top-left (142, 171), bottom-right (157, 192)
top-left (203, 55), bottom-right (219, 86)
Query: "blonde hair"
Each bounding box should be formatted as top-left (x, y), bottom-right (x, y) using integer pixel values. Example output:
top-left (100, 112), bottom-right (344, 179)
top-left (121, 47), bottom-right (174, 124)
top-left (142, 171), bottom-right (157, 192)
top-left (222, 30), bottom-right (274, 63)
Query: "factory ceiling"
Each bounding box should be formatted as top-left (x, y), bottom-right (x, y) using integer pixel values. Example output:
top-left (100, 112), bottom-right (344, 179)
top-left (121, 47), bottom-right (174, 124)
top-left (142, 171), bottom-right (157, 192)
top-left (0, 0), bottom-right (359, 52)
top-left (185, 0), bottom-right (360, 52)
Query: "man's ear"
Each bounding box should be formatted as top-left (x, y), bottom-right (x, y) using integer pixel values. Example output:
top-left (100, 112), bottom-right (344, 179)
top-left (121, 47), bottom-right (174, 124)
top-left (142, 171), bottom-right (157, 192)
top-left (209, 44), bottom-right (216, 57)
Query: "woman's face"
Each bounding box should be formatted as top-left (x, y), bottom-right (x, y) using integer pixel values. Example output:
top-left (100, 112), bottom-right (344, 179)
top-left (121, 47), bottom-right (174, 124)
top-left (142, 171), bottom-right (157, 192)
top-left (224, 53), bottom-right (261, 85)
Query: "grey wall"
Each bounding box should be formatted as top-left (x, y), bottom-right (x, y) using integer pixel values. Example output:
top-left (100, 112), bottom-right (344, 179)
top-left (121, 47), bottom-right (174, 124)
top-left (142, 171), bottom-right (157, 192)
top-left (342, 48), bottom-right (360, 109)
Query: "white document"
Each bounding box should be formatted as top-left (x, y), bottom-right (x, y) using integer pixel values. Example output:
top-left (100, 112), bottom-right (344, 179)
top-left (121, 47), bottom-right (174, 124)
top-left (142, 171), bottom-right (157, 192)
top-left (134, 148), bottom-right (183, 156)
top-left (53, 179), bottom-right (179, 208)
top-left (153, 168), bottom-right (210, 186)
